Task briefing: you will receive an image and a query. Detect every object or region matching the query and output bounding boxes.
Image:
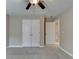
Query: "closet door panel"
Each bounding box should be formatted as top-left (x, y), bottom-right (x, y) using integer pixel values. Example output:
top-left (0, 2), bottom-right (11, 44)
top-left (22, 20), bottom-right (32, 47)
top-left (32, 20), bottom-right (40, 47)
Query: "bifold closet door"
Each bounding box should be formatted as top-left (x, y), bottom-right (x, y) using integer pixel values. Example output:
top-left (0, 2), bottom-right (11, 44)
top-left (32, 20), bottom-right (40, 47)
top-left (22, 20), bottom-right (32, 47)
top-left (22, 20), bottom-right (40, 47)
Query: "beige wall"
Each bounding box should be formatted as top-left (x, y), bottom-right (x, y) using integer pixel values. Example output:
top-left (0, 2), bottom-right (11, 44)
top-left (59, 8), bottom-right (73, 55)
top-left (9, 16), bottom-right (22, 46)
top-left (6, 15), bottom-right (9, 47)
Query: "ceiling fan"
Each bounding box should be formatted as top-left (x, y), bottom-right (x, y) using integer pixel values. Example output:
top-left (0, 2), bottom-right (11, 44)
top-left (26, 0), bottom-right (45, 10)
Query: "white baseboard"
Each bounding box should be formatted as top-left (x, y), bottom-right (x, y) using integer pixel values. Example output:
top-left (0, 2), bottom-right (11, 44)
top-left (7, 45), bottom-right (23, 48)
top-left (7, 45), bottom-right (44, 48)
top-left (58, 46), bottom-right (73, 57)
top-left (40, 46), bottom-right (44, 47)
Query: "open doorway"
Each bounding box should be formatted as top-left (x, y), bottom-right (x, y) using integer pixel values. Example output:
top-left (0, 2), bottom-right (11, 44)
top-left (44, 18), bottom-right (60, 47)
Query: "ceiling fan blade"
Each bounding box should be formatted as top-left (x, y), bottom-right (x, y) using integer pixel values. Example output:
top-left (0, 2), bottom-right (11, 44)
top-left (26, 2), bottom-right (31, 10)
top-left (38, 2), bottom-right (45, 9)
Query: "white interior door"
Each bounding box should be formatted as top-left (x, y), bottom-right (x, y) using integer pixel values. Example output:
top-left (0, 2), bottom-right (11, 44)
top-left (22, 20), bottom-right (32, 47)
top-left (32, 20), bottom-right (40, 47)
top-left (46, 22), bottom-right (56, 44)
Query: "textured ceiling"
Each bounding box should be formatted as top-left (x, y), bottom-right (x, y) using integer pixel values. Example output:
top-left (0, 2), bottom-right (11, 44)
top-left (6, 0), bottom-right (73, 17)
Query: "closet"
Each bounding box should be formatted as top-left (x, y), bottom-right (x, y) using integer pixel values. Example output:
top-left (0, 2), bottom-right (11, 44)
top-left (7, 18), bottom-right (44, 48)
top-left (22, 20), bottom-right (40, 47)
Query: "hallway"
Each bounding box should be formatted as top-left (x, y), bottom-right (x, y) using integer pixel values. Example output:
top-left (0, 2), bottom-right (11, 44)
top-left (6, 45), bottom-right (72, 59)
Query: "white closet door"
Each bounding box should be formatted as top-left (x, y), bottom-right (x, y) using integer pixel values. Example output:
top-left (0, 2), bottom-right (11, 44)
top-left (32, 20), bottom-right (40, 47)
top-left (22, 20), bottom-right (32, 47)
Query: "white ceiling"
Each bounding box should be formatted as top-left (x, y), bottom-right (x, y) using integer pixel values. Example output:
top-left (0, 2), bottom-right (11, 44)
top-left (6, 0), bottom-right (73, 17)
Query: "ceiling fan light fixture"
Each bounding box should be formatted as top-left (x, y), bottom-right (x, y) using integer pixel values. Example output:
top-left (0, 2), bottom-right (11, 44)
top-left (26, 0), bottom-right (45, 10)
top-left (29, 0), bottom-right (39, 5)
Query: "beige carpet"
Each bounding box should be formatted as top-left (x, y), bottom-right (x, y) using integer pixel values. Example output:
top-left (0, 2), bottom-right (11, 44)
top-left (6, 45), bottom-right (72, 59)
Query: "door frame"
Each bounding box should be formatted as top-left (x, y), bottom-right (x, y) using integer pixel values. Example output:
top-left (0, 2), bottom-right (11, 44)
top-left (44, 19), bottom-right (60, 46)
